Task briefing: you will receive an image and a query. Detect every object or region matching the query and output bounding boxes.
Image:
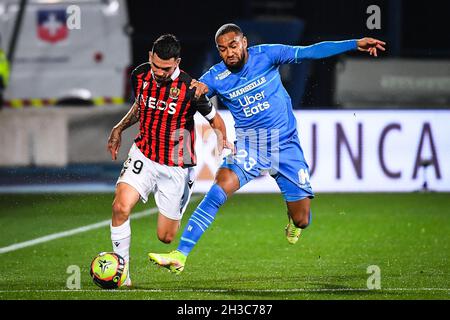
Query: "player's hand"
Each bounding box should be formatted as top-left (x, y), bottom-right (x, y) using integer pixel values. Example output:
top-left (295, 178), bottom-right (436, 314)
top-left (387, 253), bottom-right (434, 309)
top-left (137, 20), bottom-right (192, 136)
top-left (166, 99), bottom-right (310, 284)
top-left (189, 79), bottom-right (209, 99)
top-left (217, 138), bottom-right (236, 156)
top-left (357, 37), bottom-right (386, 57)
top-left (107, 127), bottom-right (122, 161)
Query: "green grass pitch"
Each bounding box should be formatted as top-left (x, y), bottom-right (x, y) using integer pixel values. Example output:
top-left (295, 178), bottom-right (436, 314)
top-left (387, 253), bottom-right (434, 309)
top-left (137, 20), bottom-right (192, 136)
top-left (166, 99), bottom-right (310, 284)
top-left (0, 192), bottom-right (449, 300)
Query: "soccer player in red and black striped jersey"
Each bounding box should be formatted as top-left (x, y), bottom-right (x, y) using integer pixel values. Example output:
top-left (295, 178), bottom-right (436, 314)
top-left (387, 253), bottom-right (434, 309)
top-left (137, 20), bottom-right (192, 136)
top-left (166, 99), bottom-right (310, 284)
top-left (106, 34), bottom-right (232, 287)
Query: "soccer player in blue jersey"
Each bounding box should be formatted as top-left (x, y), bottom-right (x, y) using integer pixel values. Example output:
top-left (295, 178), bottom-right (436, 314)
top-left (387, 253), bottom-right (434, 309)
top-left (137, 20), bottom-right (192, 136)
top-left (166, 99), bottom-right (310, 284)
top-left (149, 23), bottom-right (386, 273)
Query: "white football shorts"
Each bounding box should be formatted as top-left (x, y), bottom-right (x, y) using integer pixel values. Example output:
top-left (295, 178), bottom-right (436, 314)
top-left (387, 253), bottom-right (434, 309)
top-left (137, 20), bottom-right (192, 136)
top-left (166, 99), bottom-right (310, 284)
top-left (116, 143), bottom-right (195, 221)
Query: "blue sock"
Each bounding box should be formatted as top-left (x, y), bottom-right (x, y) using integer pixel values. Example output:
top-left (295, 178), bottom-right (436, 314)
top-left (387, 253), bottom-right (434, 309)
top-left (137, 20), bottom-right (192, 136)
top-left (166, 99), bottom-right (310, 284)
top-left (177, 184), bottom-right (227, 256)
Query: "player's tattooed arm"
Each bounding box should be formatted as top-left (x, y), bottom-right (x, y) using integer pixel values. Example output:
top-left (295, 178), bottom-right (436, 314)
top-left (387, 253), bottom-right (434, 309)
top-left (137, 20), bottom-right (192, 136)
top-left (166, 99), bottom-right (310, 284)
top-left (115, 100), bottom-right (140, 131)
top-left (107, 101), bottom-right (139, 160)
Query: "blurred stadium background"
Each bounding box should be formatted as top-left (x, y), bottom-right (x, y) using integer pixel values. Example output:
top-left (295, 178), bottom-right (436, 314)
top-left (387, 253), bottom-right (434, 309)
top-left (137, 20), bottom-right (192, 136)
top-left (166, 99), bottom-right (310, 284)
top-left (0, 0), bottom-right (449, 300)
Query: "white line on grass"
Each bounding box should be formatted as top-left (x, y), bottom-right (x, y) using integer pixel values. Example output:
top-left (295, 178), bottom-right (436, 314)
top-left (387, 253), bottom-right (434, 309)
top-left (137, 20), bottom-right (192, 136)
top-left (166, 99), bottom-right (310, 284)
top-left (0, 196), bottom-right (200, 254)
top-left (0, 288), bottom-right (449, 293)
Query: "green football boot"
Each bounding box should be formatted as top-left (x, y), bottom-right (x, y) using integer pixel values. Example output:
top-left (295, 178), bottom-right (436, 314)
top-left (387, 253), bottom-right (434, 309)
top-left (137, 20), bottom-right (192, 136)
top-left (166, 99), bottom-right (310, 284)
top-left (285, 218), bottom-right (302, 244)
top-left (148, 250), bottom-right (187, 274)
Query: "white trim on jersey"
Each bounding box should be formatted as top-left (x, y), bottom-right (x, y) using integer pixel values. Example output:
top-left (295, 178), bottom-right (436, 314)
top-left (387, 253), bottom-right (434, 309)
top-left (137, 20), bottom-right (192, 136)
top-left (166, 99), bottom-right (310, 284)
top-left (170, 67), bottom-right (180, 81)
top-left (203, 106), bottom-right (217, 121)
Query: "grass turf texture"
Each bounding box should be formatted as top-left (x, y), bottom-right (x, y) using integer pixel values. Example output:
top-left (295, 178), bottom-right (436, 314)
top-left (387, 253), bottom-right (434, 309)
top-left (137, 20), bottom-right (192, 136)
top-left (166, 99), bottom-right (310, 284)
top-left (0, 193), bottom-right (449, 300)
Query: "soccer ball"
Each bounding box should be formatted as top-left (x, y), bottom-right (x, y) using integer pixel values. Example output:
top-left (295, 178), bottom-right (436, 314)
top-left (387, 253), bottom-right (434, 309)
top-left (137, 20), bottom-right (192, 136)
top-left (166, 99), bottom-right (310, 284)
top-left (90, 252), bottom-right (128, 289)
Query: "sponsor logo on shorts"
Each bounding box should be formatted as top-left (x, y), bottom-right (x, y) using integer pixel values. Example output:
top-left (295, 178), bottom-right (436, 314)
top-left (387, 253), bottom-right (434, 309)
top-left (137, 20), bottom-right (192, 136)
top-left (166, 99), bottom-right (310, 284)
top-left (298, 169), bottom-right (310, 186)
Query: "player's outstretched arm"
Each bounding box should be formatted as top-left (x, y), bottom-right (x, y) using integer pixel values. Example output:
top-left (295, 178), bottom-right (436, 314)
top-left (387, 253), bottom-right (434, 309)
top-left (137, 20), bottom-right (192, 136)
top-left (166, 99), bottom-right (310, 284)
top-left (294, 38), bottom-right (386, 61)
top-left (107, 100), bottom-right (139, 160)
top-left (356, 37), bottom-right (386, 57)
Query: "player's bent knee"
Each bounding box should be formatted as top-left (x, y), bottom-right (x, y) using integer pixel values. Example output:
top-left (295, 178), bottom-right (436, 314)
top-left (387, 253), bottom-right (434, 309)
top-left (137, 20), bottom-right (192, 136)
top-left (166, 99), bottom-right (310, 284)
top-left (294, 217), bottom-right (310, 229)
top-left (157, 232), bottom-right (175, 244)
top-left (112, 201), bottom-right (132, 221)
top-left (292, 211), bottom-right (311, 229)
top-left (215, 169), bottom-right (240, 196)
top-left (112, 201), bottom-right (131, 215)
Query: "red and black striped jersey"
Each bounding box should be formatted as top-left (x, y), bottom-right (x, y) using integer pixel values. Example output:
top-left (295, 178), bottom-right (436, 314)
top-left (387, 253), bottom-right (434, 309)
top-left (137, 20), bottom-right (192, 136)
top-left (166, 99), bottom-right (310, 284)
top-left (131, 62), bottom-right (216, 168)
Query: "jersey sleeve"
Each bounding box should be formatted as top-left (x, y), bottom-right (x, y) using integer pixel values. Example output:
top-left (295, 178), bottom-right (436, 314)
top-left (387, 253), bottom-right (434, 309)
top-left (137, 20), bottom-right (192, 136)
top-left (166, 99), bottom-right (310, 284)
top-left (199, 69), bottom-right (217, 98)
top-left (258, 44), bottom-right (300, 65)
top-left (194, 95), bottom-right (216, 121)
top-left (130, 63), bottom-right (150, 100)
top-left (260, 40), bottom-right (357, 65)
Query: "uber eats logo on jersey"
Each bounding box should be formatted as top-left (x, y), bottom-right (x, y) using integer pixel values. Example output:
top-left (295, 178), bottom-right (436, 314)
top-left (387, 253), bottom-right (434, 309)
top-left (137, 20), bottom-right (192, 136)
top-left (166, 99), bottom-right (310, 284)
top-left (239, 90), bottom-right (271, 117)
top-left (146, 96), bottom-right (177, 114)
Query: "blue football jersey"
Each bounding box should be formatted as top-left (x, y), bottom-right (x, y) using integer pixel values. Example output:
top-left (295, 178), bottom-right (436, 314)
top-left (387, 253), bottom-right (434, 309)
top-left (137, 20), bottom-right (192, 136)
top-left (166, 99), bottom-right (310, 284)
top-left (199, 41), bottom-right (357, 145)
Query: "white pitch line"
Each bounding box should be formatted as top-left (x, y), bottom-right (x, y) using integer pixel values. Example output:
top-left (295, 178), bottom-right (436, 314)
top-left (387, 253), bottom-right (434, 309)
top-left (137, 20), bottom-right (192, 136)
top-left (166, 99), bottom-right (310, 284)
top-left (0, 196), bottom-right (200, 254)
top-left (0, 288), bottom-right (449, 293)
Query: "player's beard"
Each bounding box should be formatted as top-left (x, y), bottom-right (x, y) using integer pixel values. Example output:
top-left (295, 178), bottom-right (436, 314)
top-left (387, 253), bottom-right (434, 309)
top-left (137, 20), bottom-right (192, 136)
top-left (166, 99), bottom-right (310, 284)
top-left (225, 51), bottom-right (247, 72)
top-left (152, 70), bottom-right (171, 85)
top-left (155, 76), bottom-right (172, 86)
top-left (154, 74), bottom-right (168, 83)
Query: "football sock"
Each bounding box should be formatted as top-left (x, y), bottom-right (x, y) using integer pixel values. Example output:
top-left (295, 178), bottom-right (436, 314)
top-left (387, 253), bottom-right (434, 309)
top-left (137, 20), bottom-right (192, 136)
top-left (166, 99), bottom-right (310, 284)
top-left (110, 219), bottom-right (131, 277)
top-left (177, 184), bottom-right (227, 256)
